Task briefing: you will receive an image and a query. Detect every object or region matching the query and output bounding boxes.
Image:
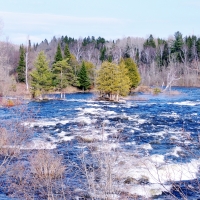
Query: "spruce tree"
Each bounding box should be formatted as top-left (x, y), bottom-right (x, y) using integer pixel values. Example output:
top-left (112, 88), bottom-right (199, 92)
top-left (30, 51), bottom-right (53, 98)
top-left (78, 62), bottom-right (91, 91)
top-left (100, 47), bottom-right (106, 62)
top-left (171, 31), bottom-right (184, 62)
top-left (16, 45), bottom-right (26, 82)
top-left (84, 61), bottom-right (95, 86)
top-left (144, 34), bottom-right (156, 48)
top-left (54, 44), bottom-right (63, 63)
top-left (64, 44), bottom-right (71, 61)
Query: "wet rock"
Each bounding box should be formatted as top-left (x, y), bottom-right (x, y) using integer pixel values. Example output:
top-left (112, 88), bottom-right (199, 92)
top-left (124, 176), bottom-right (138, 184)
top-left (138, 176), bottom-right (149, 184)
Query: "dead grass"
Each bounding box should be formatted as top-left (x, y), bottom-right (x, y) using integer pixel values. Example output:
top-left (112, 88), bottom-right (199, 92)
top-left (132, 85), bottom-right (153, 93)
top-left (163, 90), bottom-right (181, 95)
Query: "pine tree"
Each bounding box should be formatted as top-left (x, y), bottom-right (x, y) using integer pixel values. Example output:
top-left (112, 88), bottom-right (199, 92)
top-left (64, 44), bottom-right (71, 61)
top-left (16, 45), bottom-right (26, 82)
top-left (121, 58), bottom-right (141, 89)
top-left (54, 44), bottom-right (63, 63)
top-left (78, 62), bottom-right (91, 91)
top-left (30, 51), bottom-right (53, 98)
top-left (52, 59), bottom-right (79, 97)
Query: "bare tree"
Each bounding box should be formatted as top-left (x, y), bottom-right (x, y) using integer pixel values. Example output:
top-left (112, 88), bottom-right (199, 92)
top-left (70, 38), bottom-right (84, 62)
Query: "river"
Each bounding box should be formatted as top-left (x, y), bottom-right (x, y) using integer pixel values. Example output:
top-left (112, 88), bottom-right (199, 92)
top-left (1, 87), bottom-right (200, 199)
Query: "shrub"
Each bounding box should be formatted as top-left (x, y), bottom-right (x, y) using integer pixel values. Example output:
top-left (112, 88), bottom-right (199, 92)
top-left (153, 87), bottom-right (161, 95)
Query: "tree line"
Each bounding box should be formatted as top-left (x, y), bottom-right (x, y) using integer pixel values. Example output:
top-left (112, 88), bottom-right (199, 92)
top-left (16, 40), bottom-right (141, 100)
top-left (1, 31), bottom-right (200, 97)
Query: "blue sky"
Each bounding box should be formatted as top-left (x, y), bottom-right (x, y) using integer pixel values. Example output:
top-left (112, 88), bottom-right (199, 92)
top-left (0, 0), bottom-right (199, 44)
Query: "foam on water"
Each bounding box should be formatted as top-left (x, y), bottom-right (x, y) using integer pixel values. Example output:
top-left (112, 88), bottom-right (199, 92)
top-left (94, 142), bottom-right (120, 152)
top-left (160, 112), bottom-right (179, 118)
top-left (112, 153), bottom-right (200, 197)
top-left (24, 118), bottom-right (69, 127)
top-left (140, 143), bottom-right (153, 150)
top-left (122, 183), bottom-right (171, 198)
top-left (168, 101), bottom-right (199, 106)
top-left (22, 138), bottom-right (57, 149)
top-left (86, 103), bottom-right (101, 107)
top-left (166, 146), bottom-right (182, 157)
top-left (79, 107), bottom-right (104, 115)
top-left (75, 116), bottom-right (96, 125)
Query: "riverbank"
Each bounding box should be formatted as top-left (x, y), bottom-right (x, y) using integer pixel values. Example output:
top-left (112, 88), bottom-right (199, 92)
top-left (1, 83), bottom-right (182, 106)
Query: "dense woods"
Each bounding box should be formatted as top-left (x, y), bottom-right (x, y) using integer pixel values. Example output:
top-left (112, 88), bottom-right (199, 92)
top-left (1, 31), bottom-right (200, 98)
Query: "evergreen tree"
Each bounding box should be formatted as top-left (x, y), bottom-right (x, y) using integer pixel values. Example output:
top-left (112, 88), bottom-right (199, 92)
top-left (16, 45), bottom-right (26, 82)
top-left (100, 46), bottom-right (106, 62)
top-left (144, 34), bottom-right (156, 48)
top-left (54, 44), bottom-right (63, 63)
top-left (121, 58), bottom-right (141, 89)
top-left (78, 62), bottom-right (91, 91)
top-left (124, 44), bottom-right (131, 58)
top-left (118, 62), bottom-right (131, 96)
top-left (64, 44), bottom-right (71, 61)
top-left (84, 61), bottom-right (95, 86)
top-left (52, 59), bottom-right (79, 94)
top-left (96, 61), bottom-right (131, 101)
top-left (196, 38), bottom-right (200, 59)
top-left (171, 31), bottom-right (184, 62)
top-left (30, 51), bottom-right (53, 98)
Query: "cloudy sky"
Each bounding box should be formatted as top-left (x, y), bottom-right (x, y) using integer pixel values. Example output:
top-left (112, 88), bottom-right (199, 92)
top-left (0, 0), bottom-right (199, 44)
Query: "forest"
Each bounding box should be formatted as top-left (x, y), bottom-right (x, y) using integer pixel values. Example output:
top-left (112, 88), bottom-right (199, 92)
top-left (1, 31), bottom-right (200, 99)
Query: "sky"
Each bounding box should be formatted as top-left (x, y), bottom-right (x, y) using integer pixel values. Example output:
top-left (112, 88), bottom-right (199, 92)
top-left (0, 0), bottom-right (199, 45)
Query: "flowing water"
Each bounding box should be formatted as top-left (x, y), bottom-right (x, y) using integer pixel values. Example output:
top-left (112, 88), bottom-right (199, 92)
top-left (1, 87), bottom-right (200, 199)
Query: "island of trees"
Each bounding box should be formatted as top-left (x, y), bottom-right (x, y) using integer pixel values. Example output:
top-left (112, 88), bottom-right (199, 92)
top-left (1, 31), bottom-right (200, 101)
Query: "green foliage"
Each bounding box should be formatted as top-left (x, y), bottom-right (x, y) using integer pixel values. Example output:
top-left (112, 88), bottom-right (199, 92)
top-left (78, 62), bottom-right (91, 91)
top-left (96, 61), bottom-right (131, 98)
top-left (54, 44), bottom-right (63, 63)
top-left (84, 61), bottom-right (95, 86)
top-left (30, 51), bottom-right (53, 98)
top-left (16, 45), bottom-right (26, 82)
top-left (153, 87), bottom-right (161, 95)
top-left (52, 59), bottom-right (79, 91)
top-left (121, 58), bottom-right (141, 89)
top-left (61, 35), bottom-right (75, 44)
top-left (64, 44), bottom-right (71, 61)
top-left (69, 54), bottom-right (80, 75)
top-left (171, 31), bottom-right (184, 62)
top-left (82, 36), bottom-right (95, 46)
top-left (100, 47), bottom-right (106, 62)
top-left (118, 62), bottom-right (131, 96)
top-left (144, 35), bottom-right (156, 48)
top-left (197, 38), bottom-right (200, 58)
